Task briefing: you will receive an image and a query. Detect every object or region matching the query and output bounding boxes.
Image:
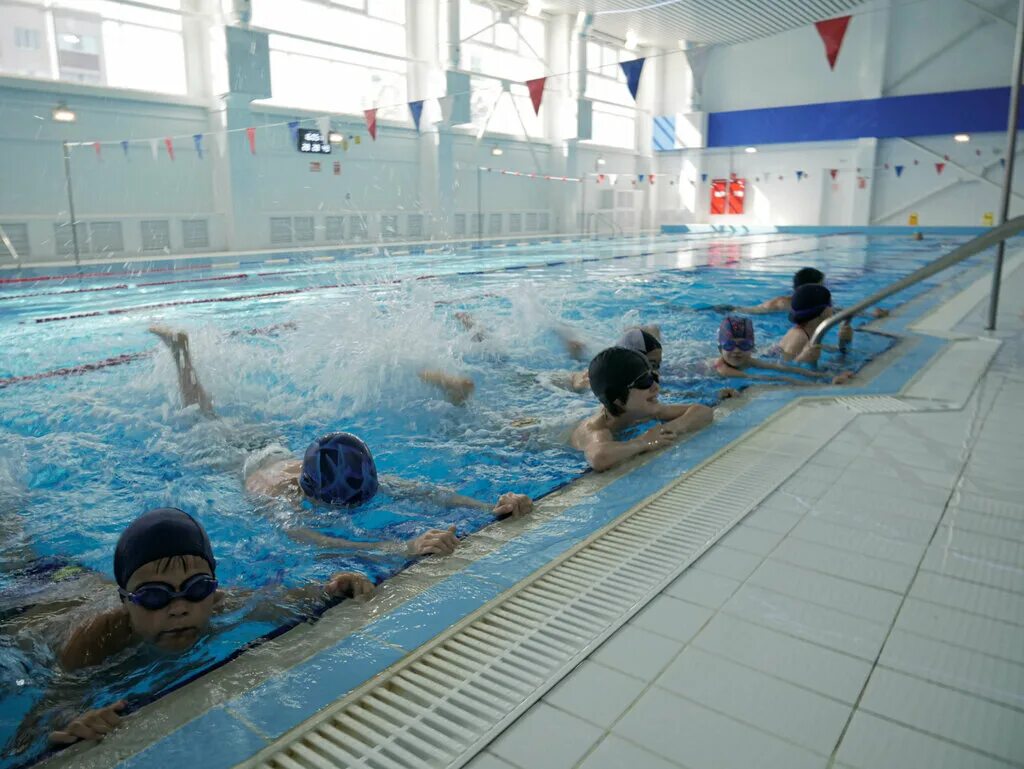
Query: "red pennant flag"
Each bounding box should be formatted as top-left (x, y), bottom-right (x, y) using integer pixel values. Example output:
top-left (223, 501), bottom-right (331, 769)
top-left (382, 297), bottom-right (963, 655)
top-left (935, 162), bottom-right (946, 175)
top-left (830, 169), bottom-right (838, 180)
top-left (246, 127), bottom-right (256, 154)
top-left (815, 16), bottom-right (851, 70)
top-left (943, 154), bottom-right (950, 161)
top-left (364, 108), bottom-right (378, 141)
top-left (164, 137), bottom-right (175, 161)
top-left (597, 174), bottom-right (605, 184)
top-left (93, 141), bottom-right (102, 159)
top-left (649, 174), bottom-right (656, 184)
top-left (526, 77), bottom-right (546, 116)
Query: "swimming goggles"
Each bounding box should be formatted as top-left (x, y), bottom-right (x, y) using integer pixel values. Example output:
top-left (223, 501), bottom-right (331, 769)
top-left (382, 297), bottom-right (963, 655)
top-left (119, 574), bottom-right (218, 611)
top-left (720, 339), bottom-right (755, 352)
top-left (628, 369), bottom-right (658, 391)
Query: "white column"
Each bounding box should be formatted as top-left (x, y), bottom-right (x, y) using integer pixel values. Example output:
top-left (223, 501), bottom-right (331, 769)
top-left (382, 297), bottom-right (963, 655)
top-left (408, 0), bottom-right (444, 236)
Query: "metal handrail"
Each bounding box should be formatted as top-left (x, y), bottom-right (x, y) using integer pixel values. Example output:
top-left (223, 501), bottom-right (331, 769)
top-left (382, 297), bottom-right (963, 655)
top-left (810, 214), bottom-right (1024, 346)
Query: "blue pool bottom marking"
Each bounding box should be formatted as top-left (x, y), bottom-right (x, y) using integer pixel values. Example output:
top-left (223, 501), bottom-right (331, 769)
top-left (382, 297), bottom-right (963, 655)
top-left (107, 252), bottom-right (982, 769)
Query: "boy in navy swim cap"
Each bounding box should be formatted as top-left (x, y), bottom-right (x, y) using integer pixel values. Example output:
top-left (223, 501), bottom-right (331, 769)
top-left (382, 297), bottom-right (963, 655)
top-left (151, 328), bottom-right (532, 557)
top-left (570, 347), bottom-right (714, 472)
top-left (35, 508), bottom-right (372, 747)
top-left (778, 285), bottom-right (860, 366)
top-left (714, 267), bottom-right (886, 323)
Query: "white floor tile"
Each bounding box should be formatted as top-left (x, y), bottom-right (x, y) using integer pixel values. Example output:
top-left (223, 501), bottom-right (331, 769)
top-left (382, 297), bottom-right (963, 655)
top-left (577, 735), bottom-right (684, 769)
top-left (895, 598), bottom-right (1024, 665)
top-left (488, 702), bottom-right (604, 769)
top-left (879, 629), bottom-right (1024, 709)
top-left (691, 545), bottom-right (763, 581)
top-left (836, 711), bottom-right (1013, 769)
top-left (770, 537), bottom-right (917, 593)
top-left (719, 523), bottom-right (786, 556)
top-left (949, 491), bottom-right (1024, 519)
top-left (544, 661), bottom-right (647, 729)
top-left (789, 517), bottom-right (926, 565)
top-left (930, 525), bottom-right (1024, 567)
top-left (910, 571), bottom-right (1024, 625)
top-left (592, 626), bottom-right (684, 682)
top-left (920, 546), bottom-right (1024, 593)
top-left (749, 559), bottom-right (903, 624)
top-left (743, 502), bottom-right (807, 534)
top-left (860, 668), bottom-right (1024, 764)
top-left (808, 506), bottom-right (938, 543)
top-left (690, 613), bottom-right (872, 704)
top-left (816, 484), bottom-right (948, 520)
top-left (941, 506), bottom-right (1024, 544)
top-left (722, 584), bottom-right (889, 660)
top-left (612, 688), bottom-right (826, 769)
top-left (630, 595), bottom-right (713, 643)
top-left (656, 647), bottom-right (852, 755)
top-left (464, 752), bottom-right (522, 769)
top-left (663, 567), bottom-right (741, 609)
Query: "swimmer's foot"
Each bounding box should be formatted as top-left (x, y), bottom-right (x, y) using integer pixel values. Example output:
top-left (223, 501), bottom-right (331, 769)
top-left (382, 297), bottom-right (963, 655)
top-left (149, 325), bottom-right (188, 352)
top-left (443, 377), bottom-right (475, 406)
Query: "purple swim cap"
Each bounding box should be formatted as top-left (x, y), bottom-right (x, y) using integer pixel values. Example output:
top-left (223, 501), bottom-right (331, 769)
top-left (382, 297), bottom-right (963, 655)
top-left (300, 432), bottom-right (379, 507)
top-left (718, 316), bottom-right (755, 346)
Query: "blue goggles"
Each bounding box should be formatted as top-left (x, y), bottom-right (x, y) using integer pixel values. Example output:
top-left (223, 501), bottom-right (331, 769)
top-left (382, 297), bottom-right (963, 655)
top-left (119, 573), bottom-right (218, 611)
top-left (720, 339), bottom-right (755, 352)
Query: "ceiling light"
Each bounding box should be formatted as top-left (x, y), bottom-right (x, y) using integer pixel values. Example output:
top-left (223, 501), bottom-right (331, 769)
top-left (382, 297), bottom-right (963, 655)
top-left (596, 156), bottom-right (606, 165)
top-left (52, 105), bottom-right (76, 122)
top-left (954, 133), bottom-right (970, 143)
top-left (328, 131), bottom-right (343, 144)
top-left (624, 30), bottom-right (638, 50)
top-left (490, 146), bottom-right (503, 156)
top-left (745, 147), bottom-right (757, 153)
top-left (61, 33), bottom-right (81, 45)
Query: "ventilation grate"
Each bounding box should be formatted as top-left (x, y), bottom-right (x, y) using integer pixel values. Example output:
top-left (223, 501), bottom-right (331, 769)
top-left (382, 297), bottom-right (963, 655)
top-left (351, 216), bottom-right (369, 240)
top-left (539, 212), bottom-right (549, 231)
top-left (488, 213), bottom-right (502, 235)
top-left (141, 220), bottom-right (171, 251)
top-left (381, 215), bottom-right (399, 239)
top-left (270, 217), bottom-right (293, 245)
top-left (407, 214), bottom-right (424, 238)
top-left (182, 219), bottom-right (209, 250)
top-left (89, 221), bottom-right (123, 254)
top-left (509, 213), bottom-right (522, 233)
top-left (836, 395), bottom-right (927, 414)
top-left (294, 216), bottom-right (315, 242)
top-left (525, 212), bottom-right (538, 232)
top-left (454, 214), bottom-right (466, 237)
top-left (0, 222), bottom-right (29, 258)
top-left (247, 403), bottom-right (856, 769)
top-left (325, 216), bottom-right (345, 242)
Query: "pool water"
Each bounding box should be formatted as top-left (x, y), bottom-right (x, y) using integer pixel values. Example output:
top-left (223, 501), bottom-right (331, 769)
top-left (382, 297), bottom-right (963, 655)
top-left (0, 232), bottom-right (978, 765)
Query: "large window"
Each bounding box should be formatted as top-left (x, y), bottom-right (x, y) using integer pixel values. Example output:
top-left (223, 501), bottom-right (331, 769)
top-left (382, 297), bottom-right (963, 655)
top-left (0, 0), bottom-right (187, 94)
top-left (252, 0), bottom-right (409, 121)
top-left (461, 1), bottom-right (546, 138)
top-left (585, 39), bottom-right (636, 150)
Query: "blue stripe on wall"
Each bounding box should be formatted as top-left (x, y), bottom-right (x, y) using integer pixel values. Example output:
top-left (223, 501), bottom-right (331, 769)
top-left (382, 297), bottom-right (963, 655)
top-left (652, 115), bottom-right (676, 151)
top-left (702, 86), bottom-right (1020, 148)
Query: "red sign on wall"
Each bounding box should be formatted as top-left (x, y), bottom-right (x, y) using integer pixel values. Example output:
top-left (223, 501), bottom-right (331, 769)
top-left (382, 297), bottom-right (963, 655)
top-left (710, 178), bottom-right (746, 215)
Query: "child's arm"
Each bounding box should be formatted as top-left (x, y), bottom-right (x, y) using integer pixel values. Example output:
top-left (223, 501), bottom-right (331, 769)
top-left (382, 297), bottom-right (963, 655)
top-left (380, 475), bottom-right (533, 518)
top-left (286, 526), bottom-right (460, 556)
top-left (748, 358), bottom-right (833, 379)
top-left (59, 608), bottom-right (134, 672)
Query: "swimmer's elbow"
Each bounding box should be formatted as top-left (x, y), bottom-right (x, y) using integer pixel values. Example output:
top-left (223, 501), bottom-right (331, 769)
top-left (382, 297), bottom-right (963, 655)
top-left (692, 404), bottom-right (714, 427)
top-left (585, 445), bottom-right (617, 472)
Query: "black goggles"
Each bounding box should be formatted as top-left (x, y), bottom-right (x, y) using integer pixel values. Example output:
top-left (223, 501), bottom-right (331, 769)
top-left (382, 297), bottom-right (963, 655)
top-left (119, 573), bottom-right (218, 611)
top-left (628, 369), bottom-right (658, 391)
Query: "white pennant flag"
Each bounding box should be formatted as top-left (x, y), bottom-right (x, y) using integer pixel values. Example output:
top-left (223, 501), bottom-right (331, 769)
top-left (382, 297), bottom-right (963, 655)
top-left (438, 95), bottom-right (454, 125)
top-left (149, 139), bottom-right (159, 160)
top-left (684, 46), bottom-right (714, 93)
top-left (214, 132), bottom-right (227, 158)
top-left (608, 173), bottom-right (618, 186)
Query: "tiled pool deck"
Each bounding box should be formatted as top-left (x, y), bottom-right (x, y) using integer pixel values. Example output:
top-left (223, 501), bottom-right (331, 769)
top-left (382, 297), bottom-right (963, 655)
top-left (470, 266), bottom-right (1024, 769)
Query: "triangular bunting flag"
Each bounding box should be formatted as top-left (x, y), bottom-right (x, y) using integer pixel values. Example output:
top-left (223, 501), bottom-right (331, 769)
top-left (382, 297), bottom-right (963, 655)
top-left (895, 165), bottom-right (904, 177)
top-left (701, 173), bottom-right (708, 182)
top-left (246, 127), bottom-right (257, 154)
top-left (342, 137), bottom-right (349, 151)
top-left (149, 139), bottom-right (159, 160)
top-left (597, 174), bottom-right (605, 184)
top-left (943, 154), bottom-right (950, 161)
top-left (620, 58), bottom-right (646, 102)
top-left (354, 134), bottom-right (361, 145)
top-left (526, 77), bottom-right (546, 116)
top-left (815, 16), bottom-right (852, 70)
top-left (164, 138), bottom-right (175, 161)
top-left (364, 108), bottom-right (378, 141)
top-left (439, 95), bottom-right (454, 124)
top-left (1000, 158), bottom-right (1007, 168)
top-left (830, 169), bottom-right (838, 180)
top-left (976, 149), bottom-right (982, 156)
top-left (638, 173), bottom-right (645, 183)
top-left (93, 142), bottom-right (101, 160)
top-left (884, 163), bottom-right (890, 170)
top-left (935, 162), bottom-right (945, 175)
top-left (121, 140), bottom-right (129, 158)
top-left (194, 133), bottom-right (204, 160)
top-left (288, 120), bottom-right (300, 144)
top-left (683, 47), bottom-right (713, 92)
top-left (608, 173), bottom-right (618, 186)
top-left (913, 159), bottom-right (919, 165)
top-left (796, 170), bottom-right (805, 181)
top-left (649, 173), bottom-right (655, 184)
top-left (408, 100), bottom-right (424, 133)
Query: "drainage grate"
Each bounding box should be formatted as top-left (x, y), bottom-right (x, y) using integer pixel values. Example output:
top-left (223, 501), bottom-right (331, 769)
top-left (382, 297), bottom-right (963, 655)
top-left (835, 395), bottom-right (925, 414)
top-left (246, 403), bottom-right (855, 769)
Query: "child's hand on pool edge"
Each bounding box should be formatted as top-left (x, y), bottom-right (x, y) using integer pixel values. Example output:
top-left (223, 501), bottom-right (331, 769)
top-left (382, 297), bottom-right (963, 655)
top-left (831, 371), bottom-right (854, 385)
top-left (493, 493), bottom-right (533, 518)
top-left (50, 700), bottom-right (126, 745)
top-left (324, 572), bottom-right (375, 599)
top-left (717, 388), bottom-right (742, 400)
top-left (408, 527), bottom-right (460, 556)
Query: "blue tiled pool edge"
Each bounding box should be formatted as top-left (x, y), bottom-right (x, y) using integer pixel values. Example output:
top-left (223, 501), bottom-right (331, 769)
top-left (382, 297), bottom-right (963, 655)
top-left (100, 254), bottom-right (989, 769)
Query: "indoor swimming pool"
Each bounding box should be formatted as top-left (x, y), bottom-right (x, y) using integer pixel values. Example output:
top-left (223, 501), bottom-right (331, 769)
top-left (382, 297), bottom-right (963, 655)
top-left (0, 231), bottom-right (987, 766)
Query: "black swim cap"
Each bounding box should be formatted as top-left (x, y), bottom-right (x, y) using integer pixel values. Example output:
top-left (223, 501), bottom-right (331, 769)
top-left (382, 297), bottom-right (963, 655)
top-left (588, 346), bottom-right (652, 416)
top-left (789, 284), bottom-right (833, 324)
top-left (793, 267), bottom-right (825, 289)
top-left (114, 508), bottom-right (216, 589)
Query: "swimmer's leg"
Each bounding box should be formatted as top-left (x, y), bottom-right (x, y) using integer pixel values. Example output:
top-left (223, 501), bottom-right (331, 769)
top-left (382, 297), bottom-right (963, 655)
top-left (419, 369), bottom-right (475, 406)
top-left (150, 326), bottom-right (215, 416)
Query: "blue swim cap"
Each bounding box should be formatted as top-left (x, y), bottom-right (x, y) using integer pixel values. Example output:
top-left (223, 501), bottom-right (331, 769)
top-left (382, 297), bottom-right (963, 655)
top-left (299, 432), bottom-right (379, 506)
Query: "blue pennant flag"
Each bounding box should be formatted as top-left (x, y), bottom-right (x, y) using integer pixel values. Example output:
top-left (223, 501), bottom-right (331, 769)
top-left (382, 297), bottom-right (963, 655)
top-left (121, 140), bottom-right (129, 157)
top-left (701, 173), bottom-right (708, 182)
top-left (895, 165), bottom-right (904, 177)
top-left (288, 120), bottom-right (300, 143)
top-left (193, 133), bottom-right (204, 159)
top-left (620, 58), bottom-right (646, 102)
top-left (408, 100), bottom-right (424, 133)
top-left (1000, 157), bottom-right (1007, 168)
top-left (638, 173), bottom-right (645, 183)
top-left (796, 170), bottom-right (805, 181)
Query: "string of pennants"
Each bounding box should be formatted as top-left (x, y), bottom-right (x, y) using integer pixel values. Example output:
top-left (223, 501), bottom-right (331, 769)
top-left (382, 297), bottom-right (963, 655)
top-left (67, 11), bottom-right (862, 160)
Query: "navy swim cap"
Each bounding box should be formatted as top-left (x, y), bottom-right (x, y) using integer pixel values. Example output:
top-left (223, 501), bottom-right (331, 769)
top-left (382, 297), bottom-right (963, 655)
top-left (299, 432), bottom-right (379, 506)
top-left (790, 285), bottom-right (833, 324)
top-left (588, 347), bottom-right (652, 417)
top-left (114, 508), bottom-right (216, 589)
top-left (793, 267), bottom-right (825, 289)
